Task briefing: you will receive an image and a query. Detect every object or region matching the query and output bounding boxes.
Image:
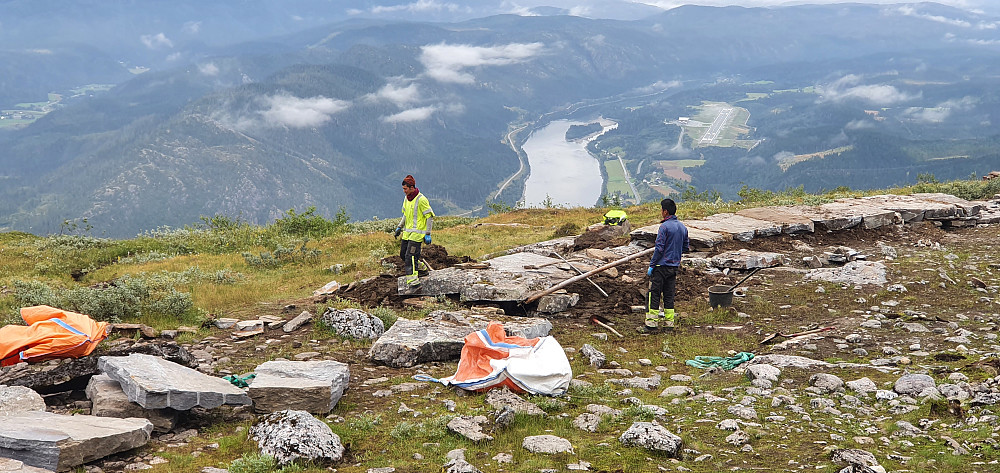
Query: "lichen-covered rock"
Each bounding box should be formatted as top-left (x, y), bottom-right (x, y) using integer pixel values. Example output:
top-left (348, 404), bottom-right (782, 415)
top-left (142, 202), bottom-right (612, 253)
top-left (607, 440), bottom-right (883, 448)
top-left (250, 410), bottom-right (344, 465)
top-left (619, 421), bottom-right (682, 457)
top-left (320, 308), bottom-right (385, 340)
top-left (893, 373), bottom-right (935, 396)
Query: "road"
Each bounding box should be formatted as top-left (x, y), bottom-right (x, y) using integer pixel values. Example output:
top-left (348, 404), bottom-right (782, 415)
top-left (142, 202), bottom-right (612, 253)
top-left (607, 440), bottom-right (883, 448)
top-left (493, 124), bottom-right (530, 202)
top-left (616, 154), bottom-right (641, 205)
top-left (699, 107), bottom-right (734, 144)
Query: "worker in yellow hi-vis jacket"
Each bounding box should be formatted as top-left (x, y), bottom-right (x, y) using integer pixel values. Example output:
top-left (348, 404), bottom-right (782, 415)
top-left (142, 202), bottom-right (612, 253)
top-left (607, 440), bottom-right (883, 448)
top-left (393, 175), bottom-right (435, 286)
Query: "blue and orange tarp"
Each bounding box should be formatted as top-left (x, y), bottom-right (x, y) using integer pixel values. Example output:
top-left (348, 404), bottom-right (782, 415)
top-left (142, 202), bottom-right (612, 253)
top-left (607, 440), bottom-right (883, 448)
top-left (0, 305), bottom-right (110, 367)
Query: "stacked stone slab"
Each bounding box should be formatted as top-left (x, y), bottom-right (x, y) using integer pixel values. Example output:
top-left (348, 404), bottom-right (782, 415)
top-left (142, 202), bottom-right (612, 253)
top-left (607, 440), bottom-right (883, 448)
top-left (98, 353), bottom-right (251, 410)
top-left (85, 374), bottom-right (178, 432)
top-left (630, 193), bottom-right (997, 248)
top-left (248, 360), bottom-right (350, 414)
top-left (0, 412), bottom-right (152, 472)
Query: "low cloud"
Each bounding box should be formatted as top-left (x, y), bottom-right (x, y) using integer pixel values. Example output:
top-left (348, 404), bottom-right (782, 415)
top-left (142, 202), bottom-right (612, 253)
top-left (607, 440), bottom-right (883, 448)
top-left (140, 33), bottom-right (173, 50)
top-left (368, 81), bottom-right (422, 107)
top-left (182, 21), bottom-right (201, 34)
top-left (260, 93), bottom-right (350, 128)
top-left (901, 96), bottom-right (977, 123)
top-left (419, 42), bottom-right (545, 84)
top-left (28, 48), bottom-right (53, 54)
top-left (896, 6), bottom-right (972, 28)
top-left (772, 151), bottom-right (794, 163)
top-left (198, 63), bottom-right (219, 76)
top-left (360, 0), bottom-right (466, 15)
top-left (739, 155), bottom-right (767, 167)
top-left (634, 80), bottom-right (682, 93)
top-left (845, 119), bottom-right (874, 130)
top-left (383, 105), bottom-right (439, 123)
top-left (817, 74), bottom-right (918, 105)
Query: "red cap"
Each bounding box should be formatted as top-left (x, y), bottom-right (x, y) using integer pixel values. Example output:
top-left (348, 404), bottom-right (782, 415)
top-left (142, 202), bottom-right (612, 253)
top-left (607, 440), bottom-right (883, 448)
top-left (402, 175), bottom-right (416, 187)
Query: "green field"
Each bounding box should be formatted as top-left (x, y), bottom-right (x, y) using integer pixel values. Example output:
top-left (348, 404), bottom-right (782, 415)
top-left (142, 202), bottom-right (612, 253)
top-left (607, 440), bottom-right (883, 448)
top-left (682, 102), bottom-right (751, 148)
top-left (604, 160), bottom-right (635, 198)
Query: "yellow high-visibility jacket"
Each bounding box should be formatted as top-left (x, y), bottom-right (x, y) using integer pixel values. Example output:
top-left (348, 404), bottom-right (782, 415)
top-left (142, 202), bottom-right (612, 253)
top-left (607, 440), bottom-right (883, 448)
top-left (401, 193), bottom-right (434, 242)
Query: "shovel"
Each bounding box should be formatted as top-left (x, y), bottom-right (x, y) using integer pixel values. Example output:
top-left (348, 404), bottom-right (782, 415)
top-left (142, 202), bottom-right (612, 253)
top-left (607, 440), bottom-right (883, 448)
top-left (760, 326), bottom-right (835, 345)
top-left (589, 314), bottom-right (624, 338)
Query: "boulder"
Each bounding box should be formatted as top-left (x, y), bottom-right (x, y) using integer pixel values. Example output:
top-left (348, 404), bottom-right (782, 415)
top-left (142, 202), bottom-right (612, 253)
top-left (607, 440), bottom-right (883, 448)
top-left (0, 385), bottom-right (46, 416)
top-left (893, 374), bottom-right (935, 396)
top-left (535, 292), bottom-right (580, 314)
top-left (0, 411), bottom-right (152, 472)
top-left (248, 360), bottom-right (350, 414)
top-left (98, 353), bottom-right (250, 410)
top-left (687, 213), bottom-right (781, 242)
top-left (805, 261), bottom-right (887, 286)
top-left (368, 311), bottom-right (551, 368)
top-left (522, 435), bottom-right (573, 454)
top-left (619, 421), bottom-right (682, 457)
top-left (319, 308), bottom-right (385, 340)
top-left (250, 410), bottom-right (344, 466)
top-left (85, 374), bottom-right (178, 433)
top-left (710, 249), bottom-right (785, 269)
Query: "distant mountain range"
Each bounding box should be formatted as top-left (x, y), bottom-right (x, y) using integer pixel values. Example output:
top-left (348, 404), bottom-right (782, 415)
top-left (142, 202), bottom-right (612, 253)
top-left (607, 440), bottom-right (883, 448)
top-left (1, 2), bottom-right (999, 236)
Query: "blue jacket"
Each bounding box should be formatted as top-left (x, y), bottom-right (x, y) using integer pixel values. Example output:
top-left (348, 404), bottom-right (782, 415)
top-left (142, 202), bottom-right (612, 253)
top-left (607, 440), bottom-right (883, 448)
top-left (650, 215), bottom-right (689, 267)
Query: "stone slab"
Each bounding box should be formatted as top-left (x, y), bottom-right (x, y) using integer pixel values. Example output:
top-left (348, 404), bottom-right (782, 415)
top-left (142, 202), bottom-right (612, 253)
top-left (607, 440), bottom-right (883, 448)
top-left (249, 360), bottom-right (350, 414)
top-left (368, 311), bottom-right (552, 368)
top-left (0, 411), bottom-right (152, 472)
top-left (504, 236), bottom-right (576, 256)
top-left (911, 193), bottom-right (981, 218)
top-left (710, 249), bottom-right (785, 269)
top-left (85, 375), bottom-right (177, 433)
top-left (825, 200), bottom-right (902, 229)
top-left (858, 194), bottom-right (956, 222)
top-left (736, 207), bottom-right (815, 234)
top-left (399, 253), bottom-right (573, 301)
top-left (98, 354), bottom-right (251, 410)
top-left (630, 223), bottom-right (727, 249)
top-left (686, 213), bottom-right (781, 242)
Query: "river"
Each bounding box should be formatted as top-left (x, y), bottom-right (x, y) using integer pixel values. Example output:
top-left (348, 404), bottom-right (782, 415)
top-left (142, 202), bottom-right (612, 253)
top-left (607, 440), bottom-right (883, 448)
top-left (521, 118), bottom-right (615, 208)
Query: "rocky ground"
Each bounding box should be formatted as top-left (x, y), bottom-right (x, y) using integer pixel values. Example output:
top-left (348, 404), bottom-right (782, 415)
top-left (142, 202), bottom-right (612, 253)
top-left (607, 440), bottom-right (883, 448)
top-left (3, 219), bottom-right (1000, 473)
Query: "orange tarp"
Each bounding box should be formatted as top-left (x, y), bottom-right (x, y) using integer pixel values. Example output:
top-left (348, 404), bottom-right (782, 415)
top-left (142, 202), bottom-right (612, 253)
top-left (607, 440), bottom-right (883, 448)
top-left (0, 305), bottom-right (110, 367)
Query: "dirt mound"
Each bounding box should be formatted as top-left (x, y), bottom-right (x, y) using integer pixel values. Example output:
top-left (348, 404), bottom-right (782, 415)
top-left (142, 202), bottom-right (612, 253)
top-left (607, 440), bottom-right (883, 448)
top-left (339, 274), bottom-right (406, 308)
top-left (572, 229), bottom-right (629, 251)
top-left (381, 243), bottom-right (473, 271)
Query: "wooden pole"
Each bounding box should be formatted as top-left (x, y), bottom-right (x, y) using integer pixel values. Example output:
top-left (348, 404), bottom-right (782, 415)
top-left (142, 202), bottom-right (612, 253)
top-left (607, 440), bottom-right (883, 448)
top-left (524, 247), bottom-right (654, 304)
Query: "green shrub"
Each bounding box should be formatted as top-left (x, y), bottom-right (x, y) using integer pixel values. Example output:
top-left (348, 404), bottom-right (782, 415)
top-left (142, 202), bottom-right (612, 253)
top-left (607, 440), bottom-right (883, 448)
top-left (270, 206), bottom-right (348, 238)
top-left (242, 241), bottom-right (321, 268)
top-left (12, 274), bottom-right (195, 323)
top-left (228, 453), bottom-right (277, 473)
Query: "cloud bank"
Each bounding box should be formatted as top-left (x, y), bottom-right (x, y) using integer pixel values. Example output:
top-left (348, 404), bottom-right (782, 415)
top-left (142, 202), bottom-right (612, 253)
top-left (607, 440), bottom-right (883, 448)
top-left (140, 33), bottom-right (173, 49)
top-left (817, 74), bottom-right (918, 105)
top-left (260, 93), bottom-right (350, 128)
top-left (419, 42), bottom-right (545, 84)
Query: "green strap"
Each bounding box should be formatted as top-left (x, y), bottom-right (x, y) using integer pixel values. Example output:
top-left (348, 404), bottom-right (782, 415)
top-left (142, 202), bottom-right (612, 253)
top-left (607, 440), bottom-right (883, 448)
top-left (224, 373), bottom-right (256, 388)
top-left (685, 352), bottom-right (755, 370)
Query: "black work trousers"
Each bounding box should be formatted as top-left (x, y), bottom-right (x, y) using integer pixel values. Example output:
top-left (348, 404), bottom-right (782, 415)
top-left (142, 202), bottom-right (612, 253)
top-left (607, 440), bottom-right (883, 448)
top-left (648, 265), bottom-right (677, 312)
top-left (400, 239), bottom-right (422, 277)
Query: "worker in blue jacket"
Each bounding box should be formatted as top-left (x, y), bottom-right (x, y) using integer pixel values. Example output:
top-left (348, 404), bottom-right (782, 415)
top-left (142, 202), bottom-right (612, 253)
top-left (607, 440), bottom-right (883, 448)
top-left (639, 198), bottom-right (689, 334)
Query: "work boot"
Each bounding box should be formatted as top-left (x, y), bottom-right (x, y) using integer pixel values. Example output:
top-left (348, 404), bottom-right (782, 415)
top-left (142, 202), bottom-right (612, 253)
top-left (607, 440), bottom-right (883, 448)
top-left (661, 309), bottom-right (676, 331)
top-left (417, 260), bottom-right (429, 272)
top-left (405, 275), bottom-right (421, 287)
top-left (636, 324), bottom-right (659, 334)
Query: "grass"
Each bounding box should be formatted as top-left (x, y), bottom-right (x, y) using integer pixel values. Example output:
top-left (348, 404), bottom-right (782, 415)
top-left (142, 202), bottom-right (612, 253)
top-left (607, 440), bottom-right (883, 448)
top-left (603, 159), bottom-right (635, 198)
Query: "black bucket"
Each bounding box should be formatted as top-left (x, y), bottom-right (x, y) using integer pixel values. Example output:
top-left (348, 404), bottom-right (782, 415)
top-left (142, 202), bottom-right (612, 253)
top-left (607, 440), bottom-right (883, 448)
top-left (708, 285), bottom-right (734, 308)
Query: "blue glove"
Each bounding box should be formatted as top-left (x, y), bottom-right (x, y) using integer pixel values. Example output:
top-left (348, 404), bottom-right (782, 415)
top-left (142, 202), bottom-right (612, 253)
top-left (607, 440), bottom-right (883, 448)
top-left (393, 227), bottom-right (402, 238)
top-left (647, 266), bottom-right (653, 276)
top-left (423, 234), bottom-right (432, 244)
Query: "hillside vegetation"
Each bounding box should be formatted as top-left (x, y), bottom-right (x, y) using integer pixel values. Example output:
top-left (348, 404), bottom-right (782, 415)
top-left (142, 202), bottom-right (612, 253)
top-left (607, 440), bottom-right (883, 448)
top-left (2, 178), bottom-right (1000, 472)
